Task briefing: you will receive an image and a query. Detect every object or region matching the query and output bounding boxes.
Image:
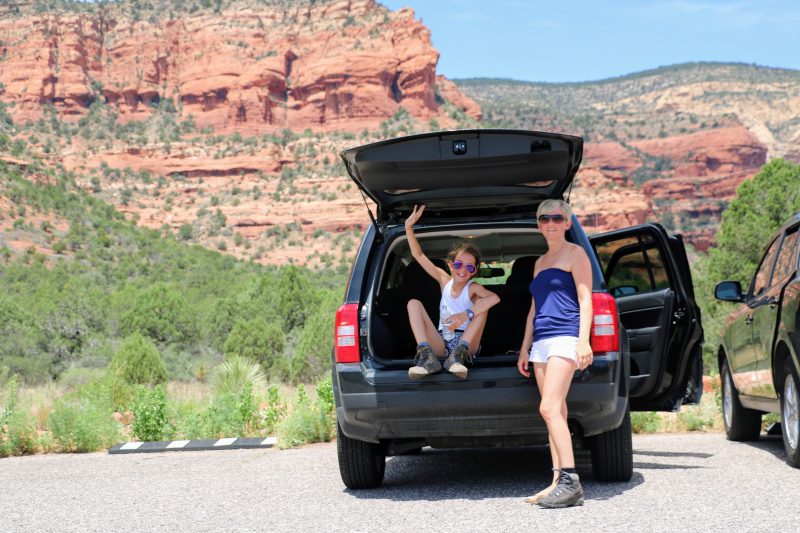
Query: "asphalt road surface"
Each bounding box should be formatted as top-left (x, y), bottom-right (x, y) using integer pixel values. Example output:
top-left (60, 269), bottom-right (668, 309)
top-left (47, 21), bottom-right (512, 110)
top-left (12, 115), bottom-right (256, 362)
top-left (2, 433), bottom-right (799, 532)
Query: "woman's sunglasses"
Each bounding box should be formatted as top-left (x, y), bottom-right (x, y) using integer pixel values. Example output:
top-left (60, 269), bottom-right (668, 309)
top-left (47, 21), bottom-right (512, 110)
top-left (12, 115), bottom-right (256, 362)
top-left (452, 260), bottom-right (477, 274)
top-left (537, 213), bottom-right (566, 224)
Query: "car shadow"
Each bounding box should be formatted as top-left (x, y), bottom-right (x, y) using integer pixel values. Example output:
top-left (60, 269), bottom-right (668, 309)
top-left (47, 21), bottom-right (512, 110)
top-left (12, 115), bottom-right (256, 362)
top-left (737, 433), bottom-right (787, 462)
top-left (344, 446), bottom-right (648, 502)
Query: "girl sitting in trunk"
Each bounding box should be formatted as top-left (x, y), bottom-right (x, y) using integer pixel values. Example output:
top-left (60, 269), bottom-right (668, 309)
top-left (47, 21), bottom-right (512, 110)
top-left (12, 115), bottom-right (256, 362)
top-left (405, 205), bottom-right (500, 380)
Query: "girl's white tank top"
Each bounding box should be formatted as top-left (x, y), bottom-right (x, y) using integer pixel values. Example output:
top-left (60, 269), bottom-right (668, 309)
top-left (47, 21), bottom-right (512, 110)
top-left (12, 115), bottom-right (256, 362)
top-left (438, 279), bottom-right (473, 332)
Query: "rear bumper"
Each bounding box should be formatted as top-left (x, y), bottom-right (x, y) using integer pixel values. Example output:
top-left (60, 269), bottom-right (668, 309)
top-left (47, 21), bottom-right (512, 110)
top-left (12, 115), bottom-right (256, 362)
top-left (335, 353), bottom-right (626, 444)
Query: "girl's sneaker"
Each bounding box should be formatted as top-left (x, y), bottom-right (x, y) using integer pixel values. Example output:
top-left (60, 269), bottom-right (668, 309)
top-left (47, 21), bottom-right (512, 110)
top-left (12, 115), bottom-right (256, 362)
top-left (408, 345), bottom-right (442, 379)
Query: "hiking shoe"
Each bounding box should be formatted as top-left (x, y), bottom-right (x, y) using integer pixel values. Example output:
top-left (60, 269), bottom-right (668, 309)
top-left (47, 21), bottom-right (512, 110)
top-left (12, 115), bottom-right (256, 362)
top-left (443, 343), bottom-right (473, 380)
top-left (537, 469), bottom-right (584, 508)
top-left (408, 345), bottom-right (442, 379)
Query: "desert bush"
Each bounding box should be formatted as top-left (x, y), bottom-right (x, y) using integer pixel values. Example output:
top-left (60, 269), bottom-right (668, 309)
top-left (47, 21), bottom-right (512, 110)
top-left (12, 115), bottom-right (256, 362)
top-left (48, 396), bottom-right (122, 453)
top-left (223, 319), bottom-right (285, 372)
top-left (119, 283), bottom-right (196, 343)
top-left (131, 385), bottom-right (169, 441)
top-left (276, 384), bottom-right (333, 448)
top-left (0, 376), bottom-right (39, 457)
top-left (108, 333), bottom-right (168, 386)
top-left (210, 355), bottom-right (266, 396)
top-left (631, 411), bottom-right (661, 434)
top-left (290, 290), bottom-right (339, 382)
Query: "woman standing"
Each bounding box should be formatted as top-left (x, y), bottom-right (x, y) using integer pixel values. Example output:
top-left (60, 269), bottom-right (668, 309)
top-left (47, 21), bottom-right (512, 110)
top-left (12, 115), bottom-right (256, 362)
top-left (517, 199), bottom-right (593, 508)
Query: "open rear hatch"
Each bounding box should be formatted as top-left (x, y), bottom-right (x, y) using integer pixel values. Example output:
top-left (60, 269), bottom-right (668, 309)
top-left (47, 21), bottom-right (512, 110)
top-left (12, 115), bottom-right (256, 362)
top-left (340, 129), bottom-right (583, 223)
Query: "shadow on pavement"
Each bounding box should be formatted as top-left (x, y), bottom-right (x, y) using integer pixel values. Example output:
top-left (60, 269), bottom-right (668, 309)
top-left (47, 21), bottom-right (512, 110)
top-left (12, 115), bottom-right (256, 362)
top-left (345, 447), bottom-right (643, 502)
top-left (738, 434), bottom-right (787, 463)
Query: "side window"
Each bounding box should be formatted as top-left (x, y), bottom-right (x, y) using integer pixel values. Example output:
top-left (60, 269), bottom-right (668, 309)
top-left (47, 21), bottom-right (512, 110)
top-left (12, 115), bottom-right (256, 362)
top-left (773, 228), bottom-right (800, 282)
top-left (594, 234), bottom-right (671, 297)
top-left (750, 236), bottom-right (782, 297)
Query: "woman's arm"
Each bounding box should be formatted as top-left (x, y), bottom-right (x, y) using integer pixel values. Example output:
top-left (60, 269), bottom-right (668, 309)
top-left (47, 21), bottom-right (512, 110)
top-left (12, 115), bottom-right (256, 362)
top-left (571, 245), bottom-right (594, 370)
top-left (517, 297), bottom-right (536, 378)
top-left (405, 205), bottom-right (449, 287)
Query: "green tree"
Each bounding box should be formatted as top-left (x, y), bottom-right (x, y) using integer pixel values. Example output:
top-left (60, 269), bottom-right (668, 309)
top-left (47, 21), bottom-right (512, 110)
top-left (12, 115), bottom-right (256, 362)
top-left (223, 318), bottom-right (285, 372)
top-left (291, 289), bottom-right (339, 383)
top-left (695, 159), bottom-right (800, 369)
top-left (276, 265), bottom-right (319, 331)
top-left (120, 283), bottom-right (196, 343)
top-left (108, 333), bottom-right (168, 386)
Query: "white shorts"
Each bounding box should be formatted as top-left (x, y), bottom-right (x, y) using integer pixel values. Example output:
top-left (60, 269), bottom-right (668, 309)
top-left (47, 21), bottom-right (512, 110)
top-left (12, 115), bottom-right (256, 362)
top-left (529, 336), bottom-right (579, 364)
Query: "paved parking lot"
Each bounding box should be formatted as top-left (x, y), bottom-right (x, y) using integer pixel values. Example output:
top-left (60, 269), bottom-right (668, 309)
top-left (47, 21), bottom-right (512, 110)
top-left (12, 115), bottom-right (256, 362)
top-left (2, 433), bottom-right (799, 532)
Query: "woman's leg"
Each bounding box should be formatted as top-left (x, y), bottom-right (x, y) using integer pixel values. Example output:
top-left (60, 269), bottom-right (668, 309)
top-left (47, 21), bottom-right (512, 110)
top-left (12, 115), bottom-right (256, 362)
top-left (406, 299), bottom-right (446, 356)
top-left (539, 356), bottom-right (578, 468)
top-left (525, 362), bottom-right (560, 503)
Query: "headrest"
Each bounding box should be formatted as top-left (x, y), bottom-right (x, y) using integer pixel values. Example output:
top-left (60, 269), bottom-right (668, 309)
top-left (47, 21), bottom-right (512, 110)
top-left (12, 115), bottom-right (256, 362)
top-left (506, 256), bottom-right (537, 284)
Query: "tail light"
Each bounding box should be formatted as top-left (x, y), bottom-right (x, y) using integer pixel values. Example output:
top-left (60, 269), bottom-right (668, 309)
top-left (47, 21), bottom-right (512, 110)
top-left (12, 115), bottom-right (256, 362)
top-left (591, 293), bottom-right (620, 353)
top-left (334, 303), bottom-right (361, 363)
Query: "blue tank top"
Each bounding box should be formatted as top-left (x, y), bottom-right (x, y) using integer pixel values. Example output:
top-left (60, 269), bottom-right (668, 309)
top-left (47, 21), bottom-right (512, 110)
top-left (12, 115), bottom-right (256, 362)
top-left (529, 268), bottom-right (580, 342)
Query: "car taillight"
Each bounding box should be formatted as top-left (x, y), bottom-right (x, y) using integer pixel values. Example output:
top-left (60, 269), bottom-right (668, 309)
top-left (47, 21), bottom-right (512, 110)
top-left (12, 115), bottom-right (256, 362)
top-left (591, 293), bottom-right (620, 353)
top-left (334, 303), bottom-right (361, 363)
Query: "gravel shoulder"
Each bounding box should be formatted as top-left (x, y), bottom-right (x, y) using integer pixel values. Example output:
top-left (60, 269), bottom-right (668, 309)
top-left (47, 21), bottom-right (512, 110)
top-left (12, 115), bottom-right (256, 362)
top-left (1, 433), bottom-right (799, 532)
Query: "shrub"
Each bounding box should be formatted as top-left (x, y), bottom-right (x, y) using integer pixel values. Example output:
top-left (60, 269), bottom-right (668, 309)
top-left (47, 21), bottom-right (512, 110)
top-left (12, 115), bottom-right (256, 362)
top-left (631, 411), bottom-right (661, 434)
top-left (0, 376), bottom-right (39, 457)
top-left (205, 382), bottom-right (260, 437)
top-left (223, 320), bottom-right (285, 372)
top-left (119, 284), bottom-right (195, 343)
top-left (291, 290), bottom-right (339, 383)
top-left (210, 355), bottom-right (266, 397)
top-left (276, 384), bottom-right (333, 448)
top-left (261, 385), bottom-right (287, 435)
top-left (48, 396), bottom-right (122, 453)
top-left (107, 333), bottom-right (168, 396)
top-left (131, 385), bottom-right (169, 441)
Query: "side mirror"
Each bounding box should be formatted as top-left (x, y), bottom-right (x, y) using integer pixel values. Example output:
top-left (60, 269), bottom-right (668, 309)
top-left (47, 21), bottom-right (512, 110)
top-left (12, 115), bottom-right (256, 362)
top-left (715, 281), bottom-right (744, 302)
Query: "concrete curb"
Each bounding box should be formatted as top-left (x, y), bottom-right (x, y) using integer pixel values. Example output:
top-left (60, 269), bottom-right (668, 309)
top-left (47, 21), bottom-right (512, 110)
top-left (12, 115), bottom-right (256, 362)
top-left (108, 436), bottom-right (277, 454)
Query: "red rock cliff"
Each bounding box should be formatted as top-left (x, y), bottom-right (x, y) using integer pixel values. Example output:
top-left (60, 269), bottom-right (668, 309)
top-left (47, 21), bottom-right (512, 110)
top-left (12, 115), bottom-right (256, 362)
top-left (0, 0), bottom-right (480, 132)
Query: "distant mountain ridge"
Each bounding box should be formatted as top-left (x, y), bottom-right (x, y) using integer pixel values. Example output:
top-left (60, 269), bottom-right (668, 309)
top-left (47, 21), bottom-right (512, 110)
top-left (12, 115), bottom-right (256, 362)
top-left (457, 62), bottom-right (800, 249)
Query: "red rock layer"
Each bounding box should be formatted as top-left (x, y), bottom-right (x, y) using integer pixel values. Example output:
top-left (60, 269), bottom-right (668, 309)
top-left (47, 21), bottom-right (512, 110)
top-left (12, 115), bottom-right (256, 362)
top-left (0, 1), bottom-right (480, 133)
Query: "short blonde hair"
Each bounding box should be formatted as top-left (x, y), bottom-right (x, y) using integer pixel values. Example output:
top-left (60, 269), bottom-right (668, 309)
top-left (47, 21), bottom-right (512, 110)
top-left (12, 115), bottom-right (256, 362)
top-left (536, 199), bottom-right (573, 220)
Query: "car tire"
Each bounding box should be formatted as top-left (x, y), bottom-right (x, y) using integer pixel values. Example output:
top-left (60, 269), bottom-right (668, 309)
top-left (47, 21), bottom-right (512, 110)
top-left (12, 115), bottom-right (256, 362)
top-left (337, 424), bottom-right (385, 489)
top-left (590, 404), bottom-right (633, 482)
top-left (780, 360), bottom-right (800, 468)
top-left (721, 359), bottom-right (762, 441)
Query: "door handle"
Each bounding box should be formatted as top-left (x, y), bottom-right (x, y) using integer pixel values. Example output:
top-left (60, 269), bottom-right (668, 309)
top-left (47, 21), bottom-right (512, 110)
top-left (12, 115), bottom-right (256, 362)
top-left (745, 315), bottom-right (754, 324)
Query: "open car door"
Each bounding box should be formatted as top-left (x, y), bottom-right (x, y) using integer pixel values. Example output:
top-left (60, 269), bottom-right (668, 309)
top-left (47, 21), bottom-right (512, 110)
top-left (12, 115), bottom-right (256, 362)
top-left (590, 224), bottom-right (704, 411)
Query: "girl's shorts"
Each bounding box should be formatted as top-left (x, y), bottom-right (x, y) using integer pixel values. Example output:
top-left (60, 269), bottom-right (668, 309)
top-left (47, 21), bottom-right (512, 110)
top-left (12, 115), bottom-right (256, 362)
top-left (529, 336), bottom-right (578, 364)
top-left (439, 330), bottom-right (481, 356)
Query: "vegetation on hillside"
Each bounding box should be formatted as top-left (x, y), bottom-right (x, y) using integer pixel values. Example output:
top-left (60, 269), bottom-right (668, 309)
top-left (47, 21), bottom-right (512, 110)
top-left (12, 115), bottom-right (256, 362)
top-left (458, 62), bottom-right (800, 143)
top-left (693, 159), bottom-right (800, 370)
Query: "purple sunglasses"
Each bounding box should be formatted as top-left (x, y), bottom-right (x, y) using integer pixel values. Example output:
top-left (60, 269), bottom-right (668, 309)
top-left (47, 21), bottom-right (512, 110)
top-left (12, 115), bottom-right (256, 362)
top-left (452, 260), bottom-right (477, 274)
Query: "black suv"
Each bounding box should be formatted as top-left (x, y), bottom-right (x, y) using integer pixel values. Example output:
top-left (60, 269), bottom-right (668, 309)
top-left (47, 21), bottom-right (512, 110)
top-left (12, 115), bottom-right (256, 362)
top-left (714, 213), bottom-right (800, 467)
top-left (333, 129), bottom-right (704, 488)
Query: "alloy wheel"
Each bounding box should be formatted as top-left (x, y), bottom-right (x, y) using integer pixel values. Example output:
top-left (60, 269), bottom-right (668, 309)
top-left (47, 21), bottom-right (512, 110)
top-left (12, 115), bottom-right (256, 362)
top-left (783, 373), bottom-right (799, 451)
top-left (723, 369), bottom-right (734, 429)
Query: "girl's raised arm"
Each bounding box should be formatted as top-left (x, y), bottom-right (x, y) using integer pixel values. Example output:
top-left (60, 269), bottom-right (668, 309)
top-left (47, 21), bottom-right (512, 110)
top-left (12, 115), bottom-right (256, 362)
top-left (406, 205), bottom-right (449, 286)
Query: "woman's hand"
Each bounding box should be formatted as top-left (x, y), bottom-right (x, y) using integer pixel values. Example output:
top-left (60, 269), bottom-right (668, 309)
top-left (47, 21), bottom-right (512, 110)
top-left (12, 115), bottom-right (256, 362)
top-left (576, 340), bottom-right (593, 370)
top-left (517, 351), bottom-right (530, 378)
top-left (405, 204), bottom-right (425, 231)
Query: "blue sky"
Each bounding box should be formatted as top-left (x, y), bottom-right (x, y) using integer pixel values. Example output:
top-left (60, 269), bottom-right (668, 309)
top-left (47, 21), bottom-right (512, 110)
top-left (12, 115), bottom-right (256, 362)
top-left (380, 0), bottom-right (800, 82)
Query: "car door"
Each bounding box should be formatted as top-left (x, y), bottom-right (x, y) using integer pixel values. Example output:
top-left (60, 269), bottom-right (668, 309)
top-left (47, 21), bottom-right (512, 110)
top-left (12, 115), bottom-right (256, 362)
top-left (590, 224), bottom-right (703, 411)
top-left (751, 227), bottom-right (800, 398)
top-left (740, 235), bottom-right (782, 397)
